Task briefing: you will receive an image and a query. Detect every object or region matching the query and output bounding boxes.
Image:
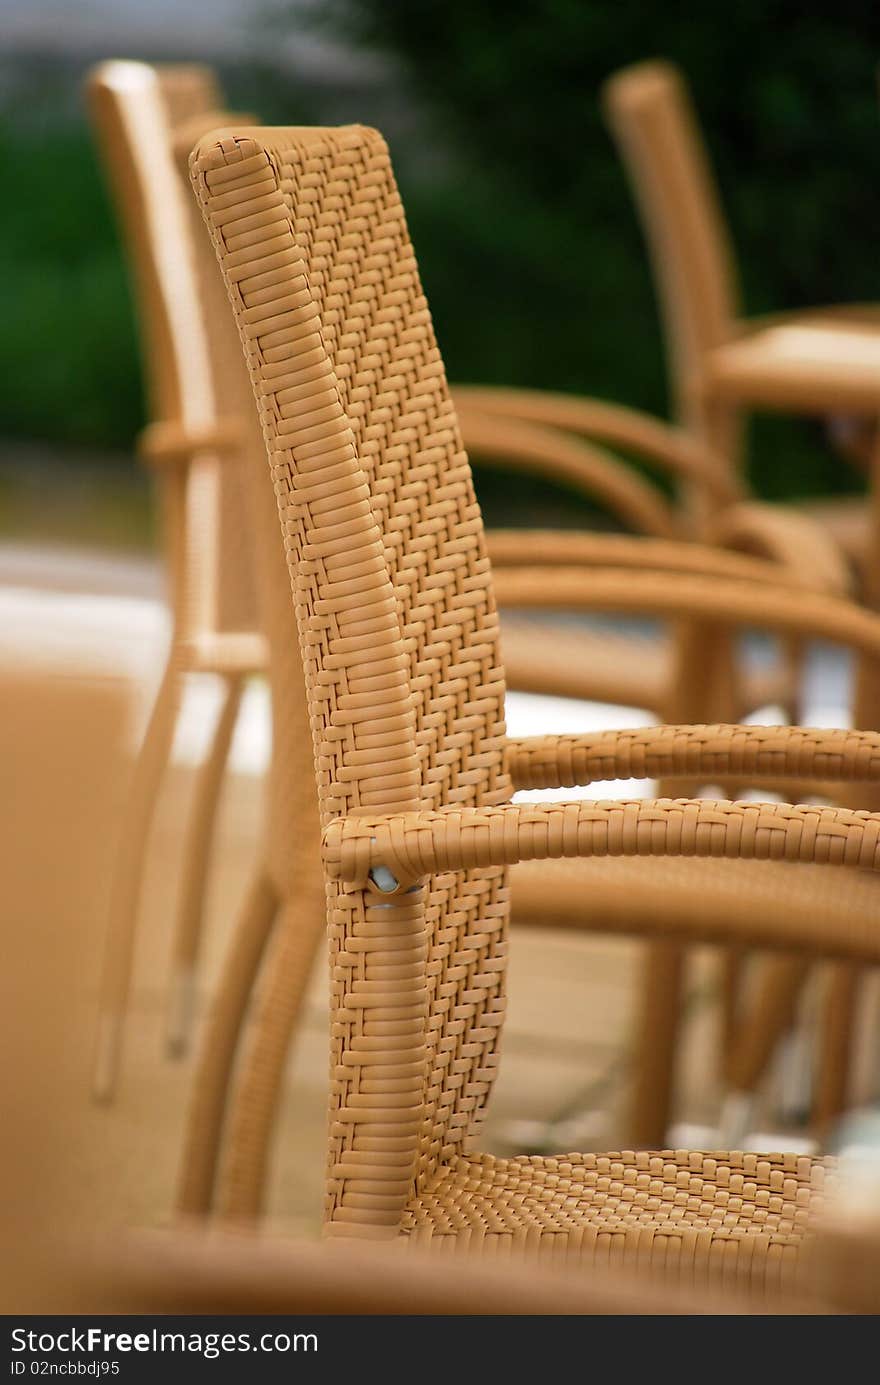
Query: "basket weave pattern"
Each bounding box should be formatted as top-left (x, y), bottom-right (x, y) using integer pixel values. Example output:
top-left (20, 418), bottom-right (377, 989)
top-left (189, 124), bottom-right (879, 1277)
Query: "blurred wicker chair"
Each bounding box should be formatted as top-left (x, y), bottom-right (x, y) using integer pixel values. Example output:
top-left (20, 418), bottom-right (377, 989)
top-left (603, 56), bottom-right (880, 1140)
top-left (181, 120), bottom-right (880, 1288)
top-left (99, 1153), bottom-right (880, 1312)
top-left (88, 61), bottom-right (268, 1098)
top-left (602, 59), bottom-right (880, 585)
top-left (72, 1161), bottom-right (880, 1314)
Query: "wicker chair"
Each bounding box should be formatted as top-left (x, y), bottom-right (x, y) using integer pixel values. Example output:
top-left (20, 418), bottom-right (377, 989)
top-left (88, 61), bottom-right (267, 1097)
top-left (182, 120), bottom-right (880, 1287)
top-left (602, 59), bottom-right (880, 585)
top-left (603, 56), bottom-right (880, 1139)
top-left (91, 63), bottom-right (853, 1139)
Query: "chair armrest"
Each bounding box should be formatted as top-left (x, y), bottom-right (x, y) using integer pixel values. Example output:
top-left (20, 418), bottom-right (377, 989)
top-left (323, 796), bottom-right (880, 894)
top-left (491, 565), bottom-right (880, 659)
top-left (182, 630), bottom-right (268, 675)
top-left (137, 417), bottom-right (241, 469)
top-left (457, 390), bottom-right (847, 594)
top-left (709, 501), bottom-right (851, 598)
top-left (96, 1225), bottom-right (761, 1316)
top-left (457, 407), bottom-right (675, 537)
top-left (453, 384), bottom-right (742, 506)
top-left (504, 725), bottom-right (880, 792)
top-left (486, 531), bottom-right (833, 592)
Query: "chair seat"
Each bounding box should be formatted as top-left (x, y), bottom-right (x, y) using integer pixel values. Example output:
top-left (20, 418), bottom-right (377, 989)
top-left (708, 305), bottom-right (880, 415)
top-left (403, 1149), bottom-right (826, 1287)
top-left (183, 629), bottom-right (269, 675)
top-left (500, 615), bottom-right (795, 714)
top-left (510, 855), bottom-right (880, 963)
top-left (399, 861), bottom-right (865, 1287)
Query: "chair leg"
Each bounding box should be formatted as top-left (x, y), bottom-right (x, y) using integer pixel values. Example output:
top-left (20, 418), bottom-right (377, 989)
top-left (777, 1023), bottom-right (815, 1126)
top-left (814, 963), bottom-right (861, 1140)
top-left (679, 397), bottom-right (743, 530)
top-left (92, 658), bottom-right (181, 1103)
top-left (718, 954), bottom-right (811, 1146)
top-left (166, 673), bottom-right (245, 1059)
top-left (216, 884), bottom-right (325, 1222)
top-left (626, 940), bottom-right (685, 1149)
top-left (643, 620), bottom-right (739, 1147)
top-left (175, 868), bottom-right (277, 1218)
top-left (719, 945), bottom-right (747, 1062)
top-left (724, 955), bottom-right (810, 1088)
top-left (778, 634), bottom-right (804, 725)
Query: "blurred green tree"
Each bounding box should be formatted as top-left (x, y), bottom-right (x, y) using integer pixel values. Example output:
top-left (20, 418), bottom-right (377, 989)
top-left (3, 2), bottom-right (880, 506)
top-left (0, 117), bottom-right (143, 450)
top-left (310, 0), bottom-right (880, 497)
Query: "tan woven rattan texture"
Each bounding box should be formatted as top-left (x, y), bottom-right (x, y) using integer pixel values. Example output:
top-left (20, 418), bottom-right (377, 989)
top-left (192, 127), bottom-right (512, 1200)
top-left (189, 123), bottom-right (880, 1279)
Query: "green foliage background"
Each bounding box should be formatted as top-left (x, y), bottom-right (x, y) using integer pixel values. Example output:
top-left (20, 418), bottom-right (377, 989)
top-left (3, 1), bottom-right (880, 503)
